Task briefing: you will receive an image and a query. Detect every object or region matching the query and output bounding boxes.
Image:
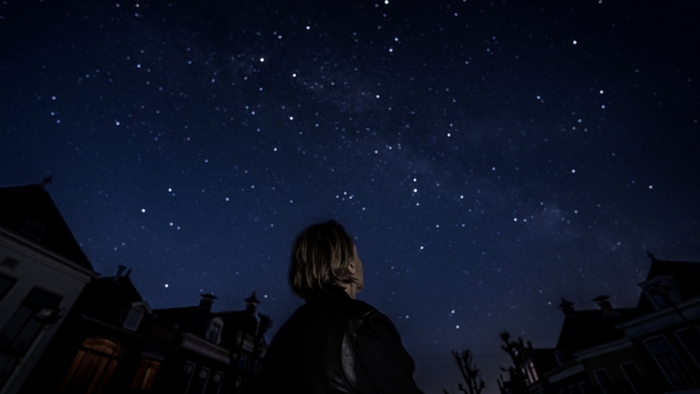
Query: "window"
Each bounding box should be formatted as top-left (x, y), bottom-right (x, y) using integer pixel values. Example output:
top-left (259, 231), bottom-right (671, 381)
top-left (205, 320), bottom-right (222, 344)
top-left (123, 308), bottom-right (144, 331)
top-left (123, 301), bottom-right (151, 332)
top-left (59, 337), bottom-right (125, 394)
top-left (211, 372), bottom-right (224, 394)
top-left (188, 367), bottom-right (209, 394)
top-left (640, 276), bottom-right (681, 309)
top-left (578, 382), bottom-right (587, 394)
top-left (131, 358), bottom-right (160, 391)
top-left (0, 287), bottom-right (61, 387)
top-left (528, 361), bottom-right (539, 382)
top-left (237, 353), bottom-right (248, 369)
top-left (676, 327), bottom-right (700, 367)
top-left (645, 336), bottom-right (692, 386)
top-left (182, 361), bottom-right (196, 394)
top-left (593, 369), bottom-right (613, 394)
top-left (0, 274), bottom-right (16, 302)
top-left (620, 363), bottom-right (644, 394)
top-left (234, 331), bottom-right (255, 352)
top-left (213, 371), bottom-right (223, 383)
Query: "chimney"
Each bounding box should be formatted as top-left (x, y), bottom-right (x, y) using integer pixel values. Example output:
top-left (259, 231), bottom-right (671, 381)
top-left (115, 265), bottom-right (127, 279)
top-left (199, 293), bottom-right (217, 311)
top-left (245, 291), bottom-right (260, 315)
top-left (592, 295), bottom-right (613, 311)
top-left (592, 295), bottom-right (619, 316)
top-left (558, 297), bottom-right (576, 317)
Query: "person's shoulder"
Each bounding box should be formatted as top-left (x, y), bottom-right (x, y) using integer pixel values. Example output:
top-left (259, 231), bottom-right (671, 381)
top-left (350, 301), bottom-right (403, 338)
top-left (348, 298), bottom-right (377, 311)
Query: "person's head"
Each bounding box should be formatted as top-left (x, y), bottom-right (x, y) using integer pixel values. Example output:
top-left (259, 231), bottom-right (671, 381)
top-left (289, 220), bottom-right (364, 299)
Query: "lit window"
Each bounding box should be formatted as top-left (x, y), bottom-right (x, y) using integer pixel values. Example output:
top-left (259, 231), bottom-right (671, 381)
top-left (131, 358), bottom-right (160, 390)
top-left (529, 361), bottom-right (539, 382)
top-left (59, 337), bottom-right (125, 394)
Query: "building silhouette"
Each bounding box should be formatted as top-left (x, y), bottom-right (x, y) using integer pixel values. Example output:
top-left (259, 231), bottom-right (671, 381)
top-left (1, 181), bottom-right (272, 393)
top-left (498, 254), bottom-right (700, 394)
top-left (0, 181), bottom-right (98, 393)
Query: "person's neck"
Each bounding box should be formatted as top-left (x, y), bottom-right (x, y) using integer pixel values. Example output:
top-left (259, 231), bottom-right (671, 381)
top-left (342, 282), bottom-right (360, 299)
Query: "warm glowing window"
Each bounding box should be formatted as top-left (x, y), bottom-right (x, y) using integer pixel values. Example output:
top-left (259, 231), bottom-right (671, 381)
top-left (59, 337), bottom-right (124, 394)
top-left (529, 361), bottom-right (539, 382)
top-left (131, 358), bottom-right (160, 391)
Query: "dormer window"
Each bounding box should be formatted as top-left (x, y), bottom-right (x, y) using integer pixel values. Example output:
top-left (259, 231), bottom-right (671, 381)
top-left (639, 275), bottom-right (681, 310)
top-left (206, 317), bottom-right (224, 344)
top-left (123, 301), bottom-right (152, 331)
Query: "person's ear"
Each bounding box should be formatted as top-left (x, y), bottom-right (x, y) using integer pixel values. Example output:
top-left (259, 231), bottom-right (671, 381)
top-left (348, 263), bottom-right (356, 274)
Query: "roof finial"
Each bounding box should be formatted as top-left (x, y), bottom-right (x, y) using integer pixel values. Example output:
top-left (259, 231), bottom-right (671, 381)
top-left (39, 175), bottom-right (53, 189)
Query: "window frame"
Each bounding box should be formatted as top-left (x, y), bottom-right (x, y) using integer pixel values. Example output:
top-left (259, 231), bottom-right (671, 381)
top-left (643, 335), bottom-right (692, 387)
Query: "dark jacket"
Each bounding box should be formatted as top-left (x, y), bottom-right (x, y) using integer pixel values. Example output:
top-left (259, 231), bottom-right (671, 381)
top-left (259, 287), bottom-right (423, 393)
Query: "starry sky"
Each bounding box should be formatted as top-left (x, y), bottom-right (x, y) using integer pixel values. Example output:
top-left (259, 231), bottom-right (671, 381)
top-left (1, 0), bottom-right (699, 392)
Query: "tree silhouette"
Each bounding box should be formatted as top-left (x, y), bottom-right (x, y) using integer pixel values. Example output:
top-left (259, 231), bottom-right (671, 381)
top-left (498, 331), bottom-right (528, 393)
top-left (447, 349), bottom-right (485, 394)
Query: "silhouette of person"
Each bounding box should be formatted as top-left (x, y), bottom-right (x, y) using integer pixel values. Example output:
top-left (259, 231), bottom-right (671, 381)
top-left (259, 220), bottom-right (423, 393)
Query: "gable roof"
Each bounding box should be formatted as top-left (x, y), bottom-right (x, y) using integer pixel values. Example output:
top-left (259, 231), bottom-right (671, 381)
top-left (0, 183), bottom-right (94, 271)
top-left (645, 256), bottom-right (700, 299)
top-left (555, 308), bottom-right (638, 362)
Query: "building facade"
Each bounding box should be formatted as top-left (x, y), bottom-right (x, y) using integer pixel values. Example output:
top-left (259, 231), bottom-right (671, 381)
top-left (0, 182), bottom-right (97, 394)
top-left (499, 255), bottom-right (700, 394)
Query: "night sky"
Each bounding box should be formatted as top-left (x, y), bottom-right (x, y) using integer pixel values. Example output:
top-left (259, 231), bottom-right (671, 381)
top-left (1, 0), bottom-right (699, 392)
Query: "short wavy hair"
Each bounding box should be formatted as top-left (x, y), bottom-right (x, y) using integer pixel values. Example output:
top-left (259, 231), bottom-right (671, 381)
top-left (289, 220), bottom-right (356, 298)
